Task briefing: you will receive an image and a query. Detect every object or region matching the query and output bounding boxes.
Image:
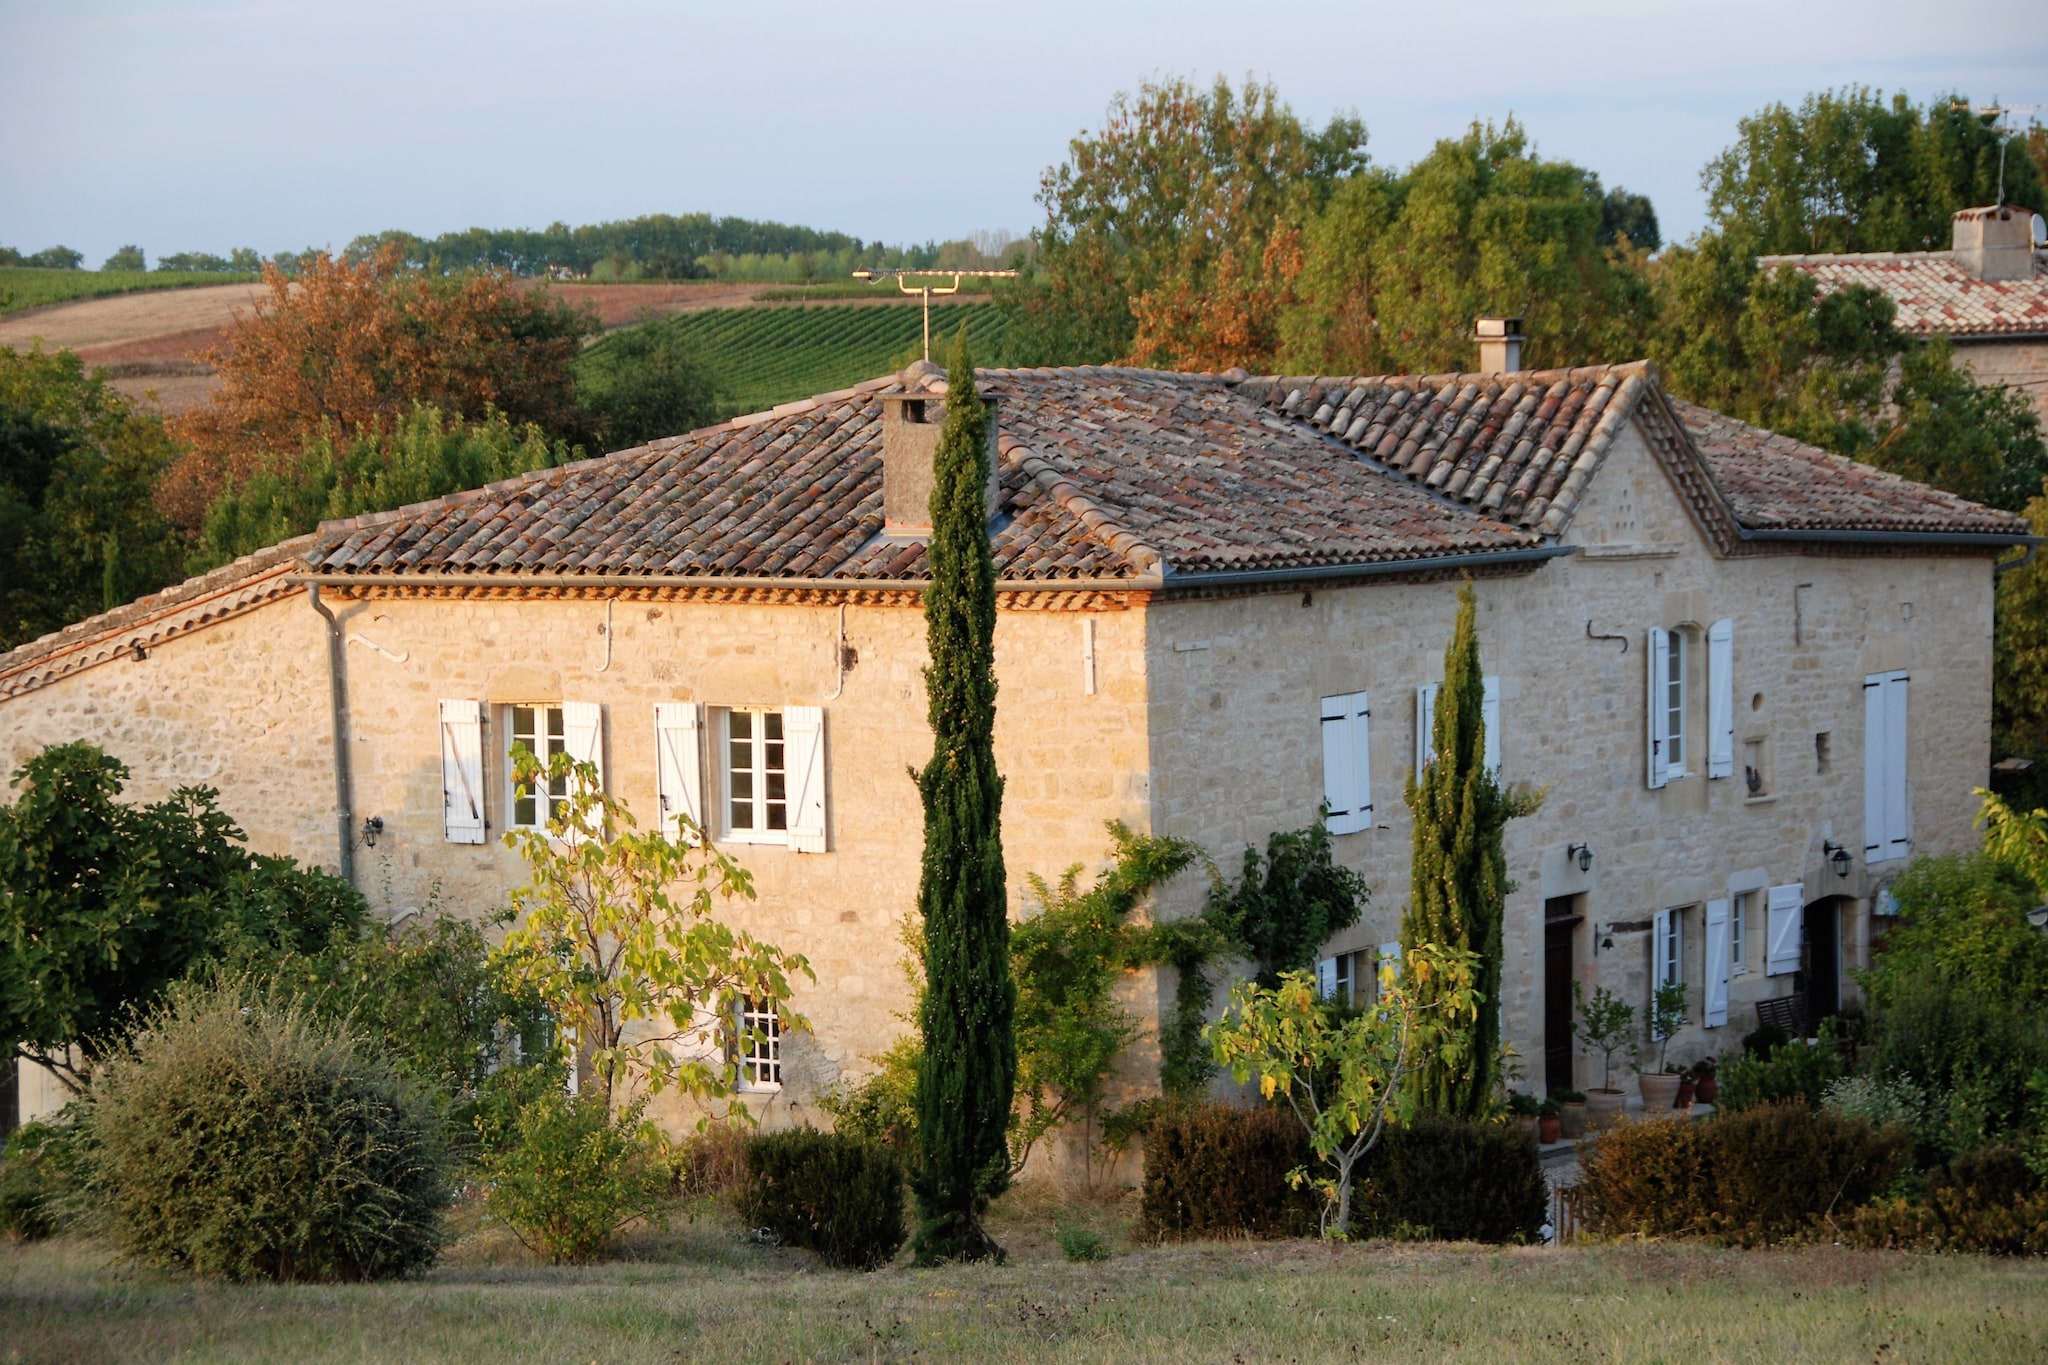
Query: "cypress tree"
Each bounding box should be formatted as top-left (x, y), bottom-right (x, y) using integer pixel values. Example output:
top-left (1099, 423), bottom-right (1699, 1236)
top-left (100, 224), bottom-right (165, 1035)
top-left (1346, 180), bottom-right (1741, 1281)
top-left (1400, 581), bottom-right (1537, 1116)
top-left (910, 336), bottom-right (1015, 1264)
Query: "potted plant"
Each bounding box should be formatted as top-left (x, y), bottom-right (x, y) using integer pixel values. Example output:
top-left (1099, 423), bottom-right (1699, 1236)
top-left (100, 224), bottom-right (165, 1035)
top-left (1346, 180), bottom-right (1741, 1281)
top-left (1554, 1088), bottom-right (1589, 1139)
top-left (1506, 1091), bottom-right (1541, 1138)
top-left (1537, 1097), bottom-right (1562, 1145)
top-left (1572, 983), bottom-right (1635, 1130)
top-left (1692, 1055), bottom-right (1720, 1105)
top-left (1639, 982), bottom-right (1689, 1112)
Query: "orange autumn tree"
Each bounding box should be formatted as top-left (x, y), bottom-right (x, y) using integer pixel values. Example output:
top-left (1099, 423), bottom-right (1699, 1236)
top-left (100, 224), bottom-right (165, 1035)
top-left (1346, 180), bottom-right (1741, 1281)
top-left (163, 245), bottom-right (593, 527)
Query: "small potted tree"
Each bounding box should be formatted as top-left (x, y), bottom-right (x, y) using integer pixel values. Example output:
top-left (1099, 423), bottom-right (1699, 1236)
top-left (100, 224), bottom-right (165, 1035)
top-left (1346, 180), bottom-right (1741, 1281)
top-left (1572, 983), bottom-right (1634, 1130)
top-left (1537, 1097), bottom-right (1563, 1145)
top-left (1639, 982), bottom-right (1689, 1112)
top-left (1691, 1055), bottom-right (1720, 1105)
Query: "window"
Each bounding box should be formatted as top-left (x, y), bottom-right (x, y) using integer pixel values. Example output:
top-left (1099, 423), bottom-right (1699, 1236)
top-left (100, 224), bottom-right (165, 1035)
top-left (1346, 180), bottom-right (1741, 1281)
top-left (1730, 892), bottom-right (1750, 975)
top-left (1319, 691), bottom-right (1372, 835)
top-left (1864, 670), bottom-right (1910, 863)
top-left (1664, 631), bottom-right (1687, 772)
top-left (1649, 622), bottom-right (1732, 788)
top-left (1654, 907), bottom-right (1684, 988)
top-left (724, 709), bottom-right (788, 839)
top-left (736, 996), bottom-right (782, 1090)
top-left (509, 704), bottom-right (568, 828)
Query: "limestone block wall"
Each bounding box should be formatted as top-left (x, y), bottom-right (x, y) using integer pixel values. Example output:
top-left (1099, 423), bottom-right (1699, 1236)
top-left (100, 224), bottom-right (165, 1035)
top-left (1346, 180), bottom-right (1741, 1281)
top-left (1142, 418), bottom-right (1997, 1094)
top-left (1957, 338), bottom-right (2048, 429)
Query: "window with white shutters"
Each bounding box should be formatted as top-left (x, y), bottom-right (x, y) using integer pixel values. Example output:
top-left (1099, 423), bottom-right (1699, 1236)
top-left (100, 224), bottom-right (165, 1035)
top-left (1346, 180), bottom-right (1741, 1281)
top-left (1320, 691), bottom-right (1372, 835)
top-left (439, 699), bottom-right (486, 843)
top-left (508, 704), bottom-right (569, 829)
top-left (1647, 628), bottom-right (1670, 788)
top-left (783, 706), bottom-right (828, 853)
top-left (1729, 891), bottom-right (1750, 975)
top-left (1414, 677), bottom-right (1501, 777)
top-left (1704, 898), bottom-right (1731, 1028)
top-left (722, 708), bottom-right (788, 842)
top-left (1863, 671), bottom-right (1910, 863)
top-left (1653, 908), bottom-right (1684, 988)
top-left (1765, 883), bottom-right (1804, 976)
top-left (1707, 619), bottom-right (1735, 779)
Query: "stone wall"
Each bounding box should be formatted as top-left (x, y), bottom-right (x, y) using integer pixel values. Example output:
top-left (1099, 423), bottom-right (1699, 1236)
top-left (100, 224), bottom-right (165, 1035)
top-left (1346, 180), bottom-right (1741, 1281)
top-left (1142, 416), bottom-right (1997, 1094)
top-left (1957, 337), bottom-right (2048, 430)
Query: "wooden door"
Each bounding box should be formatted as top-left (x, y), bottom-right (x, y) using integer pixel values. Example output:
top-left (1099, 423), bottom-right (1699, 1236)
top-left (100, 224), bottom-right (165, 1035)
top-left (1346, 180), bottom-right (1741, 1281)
top-left (1543, 901), bottom-right (1578, 1092)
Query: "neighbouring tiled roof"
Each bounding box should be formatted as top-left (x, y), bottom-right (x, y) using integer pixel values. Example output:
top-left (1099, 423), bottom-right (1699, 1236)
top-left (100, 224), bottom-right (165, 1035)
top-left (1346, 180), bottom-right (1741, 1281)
top-left (1761, 250), bottom-right (2048, 338)
top-left (1670, 398), bottom-right (2031, 537)
top-left (306, 367), bottom-right (1543, 583)
top-left (1233, 362), bottom-right (1654, 537)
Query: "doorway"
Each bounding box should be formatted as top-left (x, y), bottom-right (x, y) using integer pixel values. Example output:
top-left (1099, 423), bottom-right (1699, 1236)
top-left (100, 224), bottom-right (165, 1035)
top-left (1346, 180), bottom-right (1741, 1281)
top-left (1804, 898), bottom-right (1841, 1019)
top-left (1543, 896), bottom-right (1581, 1093)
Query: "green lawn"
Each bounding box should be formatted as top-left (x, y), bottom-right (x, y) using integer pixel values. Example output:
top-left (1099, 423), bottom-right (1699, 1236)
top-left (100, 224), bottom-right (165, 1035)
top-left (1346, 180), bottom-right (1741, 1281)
top-left (4, 1194), bottom-right (2044, 1363)
top-left (0, 268), bottom-right (258, 315)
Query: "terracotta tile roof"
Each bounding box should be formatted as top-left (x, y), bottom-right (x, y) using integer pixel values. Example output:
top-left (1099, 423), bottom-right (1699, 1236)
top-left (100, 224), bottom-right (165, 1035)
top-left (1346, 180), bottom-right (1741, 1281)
top-left (1234, 362), bottom-right (1657, 537)
top-left (1669, 397), bottom-right (2031, 537)
top-left (1761, 250), bottom-right (2048, 339)
top-left (306, 367), bottom-right (1543, 583)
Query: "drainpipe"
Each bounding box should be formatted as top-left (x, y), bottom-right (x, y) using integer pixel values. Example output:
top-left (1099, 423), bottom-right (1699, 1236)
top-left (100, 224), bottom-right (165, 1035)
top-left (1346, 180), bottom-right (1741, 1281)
top-left (305, 584), bottom-right (355, 889)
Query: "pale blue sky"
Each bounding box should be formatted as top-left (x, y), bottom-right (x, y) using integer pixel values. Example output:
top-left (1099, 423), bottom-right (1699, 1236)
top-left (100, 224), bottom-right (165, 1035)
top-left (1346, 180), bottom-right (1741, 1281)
top-left (2, 0), bottom-right (2042, 265)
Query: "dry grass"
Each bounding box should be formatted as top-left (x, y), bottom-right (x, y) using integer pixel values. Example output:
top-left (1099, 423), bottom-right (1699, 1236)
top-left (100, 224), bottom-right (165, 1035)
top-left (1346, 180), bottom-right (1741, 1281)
top-left (3, 1187), bottom-right (2044, 1364)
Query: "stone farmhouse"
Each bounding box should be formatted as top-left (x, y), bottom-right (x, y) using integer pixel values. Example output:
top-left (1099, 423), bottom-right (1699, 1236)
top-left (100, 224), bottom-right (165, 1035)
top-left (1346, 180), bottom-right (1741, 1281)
top-left (1765, 203), bottom-right (2048, 426)
top-left (3, 339), bottom-right (2033, 1141)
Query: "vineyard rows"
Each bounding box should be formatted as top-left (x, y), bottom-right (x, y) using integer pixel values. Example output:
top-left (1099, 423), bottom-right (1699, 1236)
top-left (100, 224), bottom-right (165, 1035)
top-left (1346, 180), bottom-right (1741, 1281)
top-left (0, 267), bottom-right (258, 316)
top-left (618, 302), bottom-right (1017, 417)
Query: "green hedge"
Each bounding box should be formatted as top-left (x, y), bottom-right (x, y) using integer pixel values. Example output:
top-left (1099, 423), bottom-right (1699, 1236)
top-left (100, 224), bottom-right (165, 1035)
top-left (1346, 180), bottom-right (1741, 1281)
top-left (738, 1127), bottom-right (906, 1271)
top-left (1354, 1113), bottom-right (1547, 1243)
top-left (1140, 1102), bottom-right (1316, 1240)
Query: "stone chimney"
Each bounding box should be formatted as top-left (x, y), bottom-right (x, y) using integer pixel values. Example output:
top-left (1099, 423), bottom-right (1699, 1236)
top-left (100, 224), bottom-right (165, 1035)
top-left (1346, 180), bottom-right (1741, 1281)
top-left (1952, 205), bottom-right (2037, 282)
top-left (880, 359), bottom-right (1000, 534)
top-left (1475, 317), bottom-right (1525, 375)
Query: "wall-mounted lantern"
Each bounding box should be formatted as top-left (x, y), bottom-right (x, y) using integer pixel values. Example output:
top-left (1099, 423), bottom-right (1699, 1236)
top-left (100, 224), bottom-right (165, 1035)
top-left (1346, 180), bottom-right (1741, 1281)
top-left (1566, 842), bottom-right (1594, 873)
top-left (361, 816), bottom-right (385, 850)
top-left (1822, 839), bottom-right (1851, 879)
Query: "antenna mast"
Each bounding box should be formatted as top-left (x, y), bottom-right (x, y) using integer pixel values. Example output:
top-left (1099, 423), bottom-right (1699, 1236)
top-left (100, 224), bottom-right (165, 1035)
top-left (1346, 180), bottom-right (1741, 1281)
top-left (1959, 101), bottom-right (2043, 206)
top-left (851, 267), bottom-right (1020, 361)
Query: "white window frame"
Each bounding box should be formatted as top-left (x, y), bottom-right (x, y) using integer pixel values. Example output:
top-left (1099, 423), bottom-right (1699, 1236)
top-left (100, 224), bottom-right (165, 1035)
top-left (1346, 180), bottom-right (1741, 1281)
top-left (1654, 907), bottom-right (1684, 989)
top-left (1729, 891), bottom-right (1750, 976)
top-left (736, 996), bottom-right (782, 1092)
top-left (1664, 629), bottom-right (1688, 776)
top-left (720, 707), bottom-right (790, 844)
top-left (506, 703), bottom-right (570, 830)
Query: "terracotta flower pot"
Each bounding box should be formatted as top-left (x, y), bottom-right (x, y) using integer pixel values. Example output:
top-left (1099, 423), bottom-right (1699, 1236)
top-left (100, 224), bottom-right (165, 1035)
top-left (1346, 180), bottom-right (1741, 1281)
top-left (1584, 1088), bottom-right (1626, 1130)
top-left (1694, 1075), bottom-right (1719, 1104)
top-left (1538, 1114), bottom-right (1562, 1144)
top-left (1639, 1072), bottom-right (1683, 1113)
top-left (1675, 1078), bottom-right (1697, 1109)
top-left (1559, 1100), bottom-right (1589, 1139)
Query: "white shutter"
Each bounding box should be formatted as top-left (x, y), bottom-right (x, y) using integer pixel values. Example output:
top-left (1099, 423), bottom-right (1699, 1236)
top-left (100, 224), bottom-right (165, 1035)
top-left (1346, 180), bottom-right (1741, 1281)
top-left (784, 705), bottom-right (828, 853)
top-left (562, 701), bottom-right (604, 788)
top-left (1415, 683), bottom-right (1439, 776)
top-left (1482, 675), bottom-right (1502, 776)
top-left (1316, 956), bottom-right (1338, 999)
top-left (438, 699), bottom-right (486, 844)
top-left (1647, 627), bottom-right (1670, 789)
top-left (1704, 898), bottom-right (1731, 1028)
top-left (1707, 618), bottom-right (1734, 780)
top-left (1864, 672), bottom-right (1910, 861)
top-left (1766, 883), bottom-right (1803, 976)
top-left (653, 703), bottom-right (704, 845)
top-left (1320, 691), bottom-right (1371, 835)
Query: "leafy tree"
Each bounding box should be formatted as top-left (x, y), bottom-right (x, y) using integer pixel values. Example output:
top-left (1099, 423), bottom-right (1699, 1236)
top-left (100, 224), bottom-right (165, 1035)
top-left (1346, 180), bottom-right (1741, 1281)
top-left (1868, 337), bottom-right (2048, 513)
top-left (1010, 823), bottom-right (1198, 1182)
top-left (1003, 75), bottom-right (1366, 369)
top-left (911, 336), bottom-right (1015, 1264)
top-left (0, 743), bottom-right (365, 1089)
top-left (1599, 186), bottom-right (1661, 250)
top-left (0, 246), bottom-right (85, 270)
top-left (100, 246), bottom-right (145, 272)
top-left (163, 244), bottom-right (595, 529)
top-left (572, 320), bottom-right (720, 450)
top-left (0, 347), bottom-right (188, 648)
top-left (1402, 583), bottom-right (1539, 1116)
top-left (497, 750), bottom-right (810, 1112)
top-left (191, 403), bottom-right (572, 571)
top-left (1703, 89), bottom-right (2044, 255)
top-left (1280, 119), bottom-right (1655, 376)
top-left (154, 252), bottom-right (234, 273)
top-left (228, 247), bottom-right (262, 272)
top-left (1861, 846), bottom-right (2048, 1013)
top-left (1208, 944), bottom-right (1480, 1236)
top-left (1202, 821), bottom-right (1367, 987)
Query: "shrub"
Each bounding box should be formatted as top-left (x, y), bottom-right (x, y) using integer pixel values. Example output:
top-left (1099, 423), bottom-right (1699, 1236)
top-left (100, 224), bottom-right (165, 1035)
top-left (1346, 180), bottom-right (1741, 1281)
top-left (1716, 1018), bottom-right (1849, 1111)
top-left (1575, 1116), bottom-right (1711, 1238)
top-left (737, 1127), bottom-right (907, 1271)
top-left (477, 1090), bottom-right (668, 1264)
top-left (1822, 1072), bottom-right (1930, 1132)
top-left (85, 985), bottom-right (450, 1281)
top-left (0, 1117), bottom-right (82, 1241)
top-left (1139, 1101), bottom-right (1316, 1240)
top-left (1700, 1102), bottom-right (1910, 1245)
top-left (1054, 1217), bottom-right (1112, 1262)
top-left (1854, 1144), bottom-right (2048, 1254)
top-left (670, 1121), bottom-right (750, 1198)
top-left (1352, 1113), bottom-right (1547, 1243)
top-left (1862, 974), bottom-right (2048, 1157)
top-left (816, 1036), bottom-right (920, 1162)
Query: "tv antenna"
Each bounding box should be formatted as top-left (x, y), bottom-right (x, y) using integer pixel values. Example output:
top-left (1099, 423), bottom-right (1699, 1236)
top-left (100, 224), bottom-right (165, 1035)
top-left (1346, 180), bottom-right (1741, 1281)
top-left (1957, 101), bottom-right (2042, 206)
top-left (851, 268), bottom-right (1019, 361)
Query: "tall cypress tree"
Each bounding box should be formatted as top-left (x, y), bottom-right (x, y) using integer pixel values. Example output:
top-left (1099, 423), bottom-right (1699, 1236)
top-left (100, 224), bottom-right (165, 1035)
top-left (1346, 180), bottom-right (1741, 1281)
top-left (910, 336), bottom-right (1015, 1264)
top-left (1400, 581), bottom-right (1537, 1116)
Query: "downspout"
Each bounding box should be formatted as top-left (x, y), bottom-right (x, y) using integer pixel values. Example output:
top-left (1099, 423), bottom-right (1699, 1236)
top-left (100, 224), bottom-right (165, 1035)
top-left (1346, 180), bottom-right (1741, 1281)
top-left (305, 584), bottom-right (355, 889)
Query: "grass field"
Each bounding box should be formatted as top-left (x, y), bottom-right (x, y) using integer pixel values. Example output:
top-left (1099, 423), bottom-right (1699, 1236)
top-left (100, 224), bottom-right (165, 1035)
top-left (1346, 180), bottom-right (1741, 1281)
top-left (0, 267), bottom-right (258, 316)
top-left (612, 301), bottom-right (1017, 417)
top-left (3, 1192), bottom-right (2044, 1363)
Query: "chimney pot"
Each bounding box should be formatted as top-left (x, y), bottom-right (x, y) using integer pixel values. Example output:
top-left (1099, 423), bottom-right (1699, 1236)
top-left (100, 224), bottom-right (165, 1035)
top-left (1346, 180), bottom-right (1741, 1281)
top-left (1475, 317), bottom-right (1525, 375)
top-left (1952, 205), bottom-right (2037, 281)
